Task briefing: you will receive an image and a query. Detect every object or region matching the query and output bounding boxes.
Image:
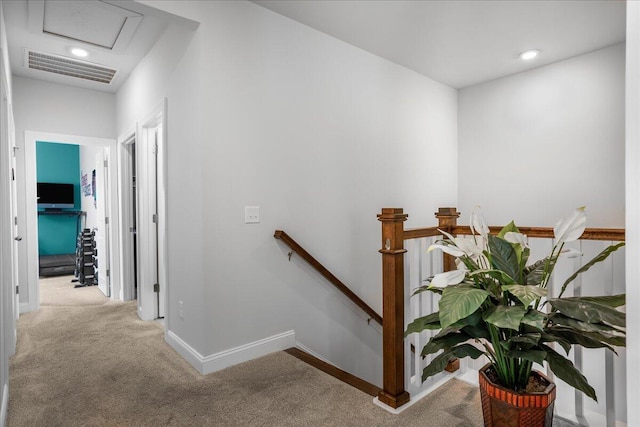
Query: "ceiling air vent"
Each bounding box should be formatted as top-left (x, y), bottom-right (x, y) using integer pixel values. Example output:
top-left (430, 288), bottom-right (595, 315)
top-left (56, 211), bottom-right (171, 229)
top-left (25, 50), bottom-right (117, 84)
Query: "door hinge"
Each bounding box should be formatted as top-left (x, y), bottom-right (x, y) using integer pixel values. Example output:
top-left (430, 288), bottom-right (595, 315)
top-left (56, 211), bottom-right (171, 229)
top-left (153, 283), bottom-right (160, 293)
top-left (16, 285), bottom-right (19, 294)
top-left (106, 269), bottom-right (110, 277)
top-left (12, 168), bottom-right (15, 181)
top-left (14, 216), bottom-right (18, 225)
top-left (12, 146), bottom-right (18, 156)
top-left (152, 214), bottom-right (158, 224)
top-left (104, 160), bottom-right (108, 168)
top-left (105, 216), bottom-right (110, 225)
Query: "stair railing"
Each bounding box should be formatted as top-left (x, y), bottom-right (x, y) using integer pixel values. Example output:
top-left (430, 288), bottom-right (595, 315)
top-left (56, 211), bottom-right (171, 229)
top-left (378, 207), bottom-right (626, 426)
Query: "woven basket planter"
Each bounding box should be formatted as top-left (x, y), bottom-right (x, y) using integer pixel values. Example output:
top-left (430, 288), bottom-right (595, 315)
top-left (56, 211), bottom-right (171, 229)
top-left (479, 364), bottom-right (556, 427)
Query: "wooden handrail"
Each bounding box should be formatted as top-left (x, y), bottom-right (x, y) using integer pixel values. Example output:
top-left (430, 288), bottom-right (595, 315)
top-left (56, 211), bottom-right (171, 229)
top-left (274, 230), bottom-right (383, 326)
top-left (403, 225), bottom-right (625, 242)
top-left (452, 225), bottom-right (625, 241)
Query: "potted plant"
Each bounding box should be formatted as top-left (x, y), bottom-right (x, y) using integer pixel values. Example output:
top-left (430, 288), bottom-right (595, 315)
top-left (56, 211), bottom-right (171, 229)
top-left (406, 207), bottom-right (626, 427)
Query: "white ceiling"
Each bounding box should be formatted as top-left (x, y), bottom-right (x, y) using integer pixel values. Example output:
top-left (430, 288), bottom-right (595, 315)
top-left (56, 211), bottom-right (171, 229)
top-left (253, 0), bottom-right (627, 89)
top-left (2, 1), bottom-right (627, 92)
top-left (3, 0), bottom-right (196, 93)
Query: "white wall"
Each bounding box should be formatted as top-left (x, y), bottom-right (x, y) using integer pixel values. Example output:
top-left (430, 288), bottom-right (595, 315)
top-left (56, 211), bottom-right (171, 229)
top-left (79, 145), bottom-right (101, 230)
top-left (12, 76), bottom-right (116, 305)
top-left (458, 44), bottom-right (625, 228)
top-left (626, 2), bottom-right (640, 425)
top-left (119, 0), bottom-right (458, 385)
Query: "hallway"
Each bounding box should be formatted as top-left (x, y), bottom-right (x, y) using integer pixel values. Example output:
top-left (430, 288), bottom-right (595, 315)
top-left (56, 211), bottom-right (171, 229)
top-left (6, 277), bottom-right (490, 426)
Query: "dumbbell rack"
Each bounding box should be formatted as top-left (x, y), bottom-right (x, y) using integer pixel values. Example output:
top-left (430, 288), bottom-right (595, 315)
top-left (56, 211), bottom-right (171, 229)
top-left (74, 228), bottom-right (97, 287)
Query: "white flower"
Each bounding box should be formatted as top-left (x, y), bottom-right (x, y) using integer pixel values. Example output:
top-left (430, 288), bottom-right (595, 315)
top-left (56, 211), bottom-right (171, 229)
top-left (428, 241), bottom-right (465, 258)
top-left (470, 206), bottom-right (490, 238)
top-left (429, 269), bottom-right (466, 288)
top-left (554, 207), bottom-right (587, 244)
top-left (504, 232), bottom-right (528, 248)
top-left (455, 237), bottom-right (484, 257)
top-left (429, 232), bottom-right (483, 258)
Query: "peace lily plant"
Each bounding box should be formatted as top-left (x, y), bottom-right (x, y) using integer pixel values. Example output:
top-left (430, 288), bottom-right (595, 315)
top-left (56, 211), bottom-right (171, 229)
top-left (406, 207), bottom-right (625, 400)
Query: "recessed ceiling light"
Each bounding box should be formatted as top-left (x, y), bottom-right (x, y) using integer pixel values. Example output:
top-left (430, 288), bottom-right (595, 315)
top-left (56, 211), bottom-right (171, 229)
top-left (520, 49), bottom-right (540, 60)
top-left (71, 48), bottom-right (88, 58)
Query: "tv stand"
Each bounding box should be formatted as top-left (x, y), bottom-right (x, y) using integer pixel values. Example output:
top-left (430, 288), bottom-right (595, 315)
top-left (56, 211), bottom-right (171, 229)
top-left (39, 254), bottom-right (76, 276)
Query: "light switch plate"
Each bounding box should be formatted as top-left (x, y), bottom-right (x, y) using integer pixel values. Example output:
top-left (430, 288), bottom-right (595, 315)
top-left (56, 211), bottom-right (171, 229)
top-left (245, 206), bottom-right (260, 223)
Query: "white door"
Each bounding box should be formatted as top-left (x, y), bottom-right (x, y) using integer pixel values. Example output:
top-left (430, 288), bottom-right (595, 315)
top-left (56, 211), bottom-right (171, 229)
top-left (95, 148), bottom-right (110, 297)
top-left (136, 126), bottom-right (163, 319)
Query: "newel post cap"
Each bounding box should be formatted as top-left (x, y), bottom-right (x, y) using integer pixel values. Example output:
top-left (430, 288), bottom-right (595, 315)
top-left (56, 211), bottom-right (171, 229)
top-left (434, 207), bottom-right (460, 219)
top-left (378, 208), bottom-right (408, 221)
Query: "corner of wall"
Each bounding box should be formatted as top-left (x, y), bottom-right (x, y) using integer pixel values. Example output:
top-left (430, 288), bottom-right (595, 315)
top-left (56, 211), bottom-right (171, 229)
top-left (165, 329), bottom-right (295, 375)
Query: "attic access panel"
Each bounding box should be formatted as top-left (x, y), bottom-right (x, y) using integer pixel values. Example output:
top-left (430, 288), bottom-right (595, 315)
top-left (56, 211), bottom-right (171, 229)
top-left (28, 0), bottom-right (143, 52)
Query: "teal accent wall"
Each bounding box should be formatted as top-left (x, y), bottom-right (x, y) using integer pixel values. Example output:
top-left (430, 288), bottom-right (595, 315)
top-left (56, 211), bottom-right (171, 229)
top-left (37, 142), bottom-right (80, 256)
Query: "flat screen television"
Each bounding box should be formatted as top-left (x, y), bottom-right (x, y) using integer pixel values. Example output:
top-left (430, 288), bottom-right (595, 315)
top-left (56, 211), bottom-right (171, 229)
top-left (37, 182), bottom-right (75, 209)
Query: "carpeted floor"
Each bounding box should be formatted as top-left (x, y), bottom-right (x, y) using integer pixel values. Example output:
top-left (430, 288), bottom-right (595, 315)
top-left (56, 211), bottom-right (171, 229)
top-left (7, 276), bottom-right (576, 426)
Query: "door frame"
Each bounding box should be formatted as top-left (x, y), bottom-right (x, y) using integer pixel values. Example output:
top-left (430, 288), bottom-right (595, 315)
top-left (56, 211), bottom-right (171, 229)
top-left (128, 99), bottom-right (168, 322)
top-left (22, 131), bottom-right (119, 312)
top-left (117, 131), bottom-right (136, 302)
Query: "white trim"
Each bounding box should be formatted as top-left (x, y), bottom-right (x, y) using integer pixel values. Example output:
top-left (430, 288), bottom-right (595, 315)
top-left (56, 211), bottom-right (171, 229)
top-left (373, 374), bottom-right (456, 415)
top-left (1, 383), bottom-right (8, 427)
top-left (166, 330), bottom-right (296, 375)
top-left (116, 130), bottom-right (136, 302)
top-left (295, 341), bottom-right (335, 367)
top-left (626, 3), bottom-right (640, 426)
top-left (135, 99), bottom-right (167, 322)
top-left (18, 302), bottom-right (33, 315)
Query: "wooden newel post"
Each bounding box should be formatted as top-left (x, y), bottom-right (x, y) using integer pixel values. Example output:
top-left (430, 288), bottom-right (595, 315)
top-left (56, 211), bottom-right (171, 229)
top-left (377, 208), bottom-right (410, 409)
top-left (435, 207), bottom-right (460, 272)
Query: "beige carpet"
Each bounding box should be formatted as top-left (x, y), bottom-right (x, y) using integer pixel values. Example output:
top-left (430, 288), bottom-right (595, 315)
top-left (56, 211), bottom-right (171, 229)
top-left (7, 276), bottom-right (575, 426)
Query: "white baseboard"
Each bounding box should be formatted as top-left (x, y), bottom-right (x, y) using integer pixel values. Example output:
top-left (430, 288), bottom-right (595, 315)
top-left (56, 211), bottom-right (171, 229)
top-left (295, 341), bottom-right (336, 367)
top-left (1, 383), bottom-right (8, 427)
top-left (166, 330), bottom-right (296, 375)
top-left (19, 301), bottom-right (37, 314)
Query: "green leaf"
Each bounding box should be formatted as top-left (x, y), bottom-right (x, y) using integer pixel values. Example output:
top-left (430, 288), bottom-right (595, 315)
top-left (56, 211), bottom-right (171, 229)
top-left (498, 221), bottom-right (519, 239)
top-left (549, 313), bottom-right (624, 334)
top-left (487, 235), bottom-right (520, 282)
top-left (521, 309), bottom-right (546, 331)
top-left (504, 349), bottom-right (547, 365)
top-left (420, 332), bottom-right (472, 357)
top-left (548, 297), bottom-right (625, 328)
top-left (412, 285), bottom-right (442, 296)
top-left (519, 247), bottom-right (530, 275)
top-left (431, 310), bottom-right (484, 342)
top-left (405, 312), bottom-right (440, 336)
top-left (559, 242), bottom-right (625, 297)
top-left (538, 332), bottom-right (572, 354)
top-left (575, 294), bottom-right (626, 308)
top-left (421, 344), bottom-right (485, 381)
top-left (461, 324), bottom-right (491, 340)
top-left (483, 305), bottom-right (527, 331)
top-left (543, 344), bottom-right (597, 401)
top-left (503, 284), bottom-right (547, 307)
top-left (549, 328), bottom-right (624, 350)
top-left (469, 269), bottom-right (514, 286)
top-left (524, 258), bottom-right (547, 286)
top-left (439, 285), bottom-right (490, 330)
top-left (503, 333), bottom-right (542, 348)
